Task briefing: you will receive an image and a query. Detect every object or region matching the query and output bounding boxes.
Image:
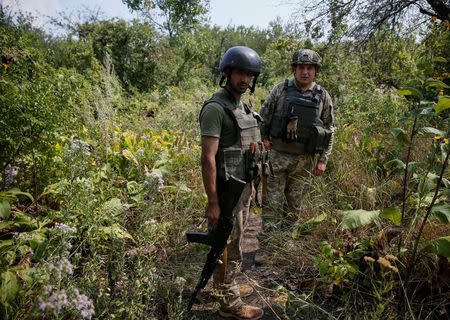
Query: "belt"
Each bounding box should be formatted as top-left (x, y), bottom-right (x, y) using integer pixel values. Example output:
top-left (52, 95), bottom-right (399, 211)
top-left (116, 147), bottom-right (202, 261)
top-left (271, 138), bottom-right (306, 155)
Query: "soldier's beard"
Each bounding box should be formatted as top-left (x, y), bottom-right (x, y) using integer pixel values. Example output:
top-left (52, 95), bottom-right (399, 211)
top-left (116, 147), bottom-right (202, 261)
top-left (228, 82), bottom-right (248, 95)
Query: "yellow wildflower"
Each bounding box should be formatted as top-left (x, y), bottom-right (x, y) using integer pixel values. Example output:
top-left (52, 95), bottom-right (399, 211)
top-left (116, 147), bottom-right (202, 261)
top-left (377, 257), bottom-right (391, 268)
top-left (384, 254), bottom-right (398, 261)
top-left (389, 265), bottom-right (399, 273)
top-left (274, 295), bottom-right (288, 304)
top-left (364, 256), bottom-right (376, 263)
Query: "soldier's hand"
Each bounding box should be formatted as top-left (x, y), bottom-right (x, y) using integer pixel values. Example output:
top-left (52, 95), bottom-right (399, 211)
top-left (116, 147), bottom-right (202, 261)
top-left (313, 161), bottom-right (327, 176)
top-left (205, 201), bottom-right (220, 225)
top-left (286, 118), bottom-right (298, 140)
top-left (251, 181), bottom-right (256, 200)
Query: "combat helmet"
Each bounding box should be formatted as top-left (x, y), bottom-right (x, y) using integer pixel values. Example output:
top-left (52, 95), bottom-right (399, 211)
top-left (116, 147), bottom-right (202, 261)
top-left (291, 49), bottom-right (321, 71)
top-left (219, 46), bottom-right (261, 93)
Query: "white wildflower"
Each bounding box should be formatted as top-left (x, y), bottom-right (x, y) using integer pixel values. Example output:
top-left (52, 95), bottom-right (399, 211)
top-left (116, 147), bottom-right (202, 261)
top-left (54, 223), bottom-right (77, 235)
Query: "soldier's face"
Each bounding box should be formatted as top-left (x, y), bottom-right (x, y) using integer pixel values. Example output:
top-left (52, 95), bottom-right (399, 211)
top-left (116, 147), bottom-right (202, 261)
top-left (227, 68), bottom-right (254, 94)
top-left (293, 64), bottom-right (316, 87)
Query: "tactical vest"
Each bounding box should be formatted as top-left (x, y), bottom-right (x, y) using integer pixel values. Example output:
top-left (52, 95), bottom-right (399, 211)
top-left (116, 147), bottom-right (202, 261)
top-left (200, 92), bottom-right (262, 182)
top-left (269, 80), bottom-right (331, 154)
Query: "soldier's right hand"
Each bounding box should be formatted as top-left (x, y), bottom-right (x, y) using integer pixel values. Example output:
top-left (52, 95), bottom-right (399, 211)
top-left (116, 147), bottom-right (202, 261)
top-left (205, 201), bottom-right (221, 225)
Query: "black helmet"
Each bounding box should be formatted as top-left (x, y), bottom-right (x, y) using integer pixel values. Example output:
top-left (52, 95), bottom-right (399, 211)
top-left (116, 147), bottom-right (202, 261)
top-left (218, 46), bottom-right (261, 93)
top-left (219, 46), bottom-right (261, 74)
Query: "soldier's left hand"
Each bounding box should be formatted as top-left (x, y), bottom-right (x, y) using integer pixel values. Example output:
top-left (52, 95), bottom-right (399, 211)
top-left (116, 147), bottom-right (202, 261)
top-left (313, 161), bottom-right (326, 176)
top-left (251, 182), bottom-right (256, 200)
top-left (286, 118), bottom-right (298, 140)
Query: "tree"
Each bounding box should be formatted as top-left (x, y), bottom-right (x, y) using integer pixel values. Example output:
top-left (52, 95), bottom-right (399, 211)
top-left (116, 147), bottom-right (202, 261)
top-left (294, 0), bottom-right (450, 41)
top-left (122, 0), bottom-right (209, 39)
top-left (71, 19), bottom-right (160, 92)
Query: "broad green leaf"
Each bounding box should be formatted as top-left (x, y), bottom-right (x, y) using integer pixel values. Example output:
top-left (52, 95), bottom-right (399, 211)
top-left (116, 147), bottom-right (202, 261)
top-left (341, 209), bottom-right (380, 230)
top-left (1, 271), bottom-right (19, 302)
top-left (409, 106), bottom-right (434, 118)
top-left (18, 267), bottom-right (36, 286)
top-left (0, 240), bottom-right (14, 253)
top-left (292, 213), bottom-right (328, 238)
top-left (99, 223), bottom-right (135, 242)
top-left (380, 208), bottom-right (402, 226)
top-left (399, 116), bottom-right (414, 123)
top-left (390, 128), bottom-right (410, 144)
top-left (407, 162), bottom-right (421, 173)
top-left (384, 159), bottom-right (405, 173)
top-left (0, 188), bottom-right (34, 202)
top-left (434, 96), bottom-right (450, 115)
top-left (100, 198), bottom-right (125, 217)
top-left (418, 173), bottom-right (450, 195)
top-left (424, 79), bottom-right (450, 89)
top-left (121, 149), bottom-right (139, 166)
top-left (422, 236), bottom-right (450, 258)
top-left (431, 204), bottom-right (450, 224)
top-left (417, 127), bottom-right (445, 136)
top-left (0, 221), bottom-right (14, 230)
top-left (127, 181), bottom-right (143, 195)
top-left (0, 200), bottom-right (11, 219)
top-left (417, 61), bottom-right (433, 73)
top-left (418, 173), bottom-right (438, 195)
top-left (395, 87), bottom-right (423, 100)
top-left (26, 230), bottom-right (48, 249)
top-left (432, 56), bottom-right (447, 63)
top-left (12, 212), bottom-right (37, 232)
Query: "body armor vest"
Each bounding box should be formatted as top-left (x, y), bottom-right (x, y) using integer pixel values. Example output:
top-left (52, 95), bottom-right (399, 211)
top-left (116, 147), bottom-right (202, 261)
top-left (270, 80), bottom-right (330, 154)
top-left (201, 92), bottom-right (262, 182)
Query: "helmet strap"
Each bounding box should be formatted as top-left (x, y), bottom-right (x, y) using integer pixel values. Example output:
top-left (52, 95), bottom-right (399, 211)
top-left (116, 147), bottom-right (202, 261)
top-left (249, 76), bottom-right (258, 94)
top-left (219, 73), bottom-right (232, 89)
top-left (219, 75), bottom-right (226, 88)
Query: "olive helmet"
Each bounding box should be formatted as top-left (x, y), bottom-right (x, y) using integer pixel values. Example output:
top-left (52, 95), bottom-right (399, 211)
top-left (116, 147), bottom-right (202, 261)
top-left (291, 49), bottom-right (322, 70)
top-left (219, 46), bottom-right (261, 93)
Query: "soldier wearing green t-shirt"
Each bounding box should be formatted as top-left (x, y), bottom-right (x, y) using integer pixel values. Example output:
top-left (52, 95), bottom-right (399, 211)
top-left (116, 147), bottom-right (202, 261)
top-left (199, 46), bottom-right (264, 320)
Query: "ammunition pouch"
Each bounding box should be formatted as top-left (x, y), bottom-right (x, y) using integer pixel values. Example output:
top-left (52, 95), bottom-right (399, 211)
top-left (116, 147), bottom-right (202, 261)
top-left (306, 125), bottom-right (333, 154)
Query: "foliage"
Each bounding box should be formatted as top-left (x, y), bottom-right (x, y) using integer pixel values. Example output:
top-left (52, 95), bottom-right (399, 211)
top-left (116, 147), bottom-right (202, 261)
top-left (294, 0), bottom-right (450, 41)
top-left (123, 0), bottom-right (209, 39)
top-left (316, 241), bottom-right (360, 285)
top-left (70, 19), bottom-right (160, 92)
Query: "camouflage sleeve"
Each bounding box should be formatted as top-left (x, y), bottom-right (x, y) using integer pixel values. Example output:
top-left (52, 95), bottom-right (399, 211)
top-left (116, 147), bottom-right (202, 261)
top-left (260, 82), bottom-right (284, 140)
top-left (319, 90), bottom-right (335, 164)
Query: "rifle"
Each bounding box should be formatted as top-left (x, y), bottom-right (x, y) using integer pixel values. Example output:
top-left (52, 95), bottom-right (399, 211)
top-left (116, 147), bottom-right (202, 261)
top-left (186, 175), bottom-right (247, 311)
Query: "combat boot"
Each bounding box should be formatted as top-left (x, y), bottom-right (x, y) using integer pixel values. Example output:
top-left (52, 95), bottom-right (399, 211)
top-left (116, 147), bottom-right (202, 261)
top-left (238, 284), bottom-right (254, 297)
top-left (219, 303), bottom-right (263, 320)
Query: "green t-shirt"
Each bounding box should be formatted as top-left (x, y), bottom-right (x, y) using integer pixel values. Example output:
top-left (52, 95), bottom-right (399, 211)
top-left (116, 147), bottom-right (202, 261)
top-left (199, 100), bottom-right (244, 147)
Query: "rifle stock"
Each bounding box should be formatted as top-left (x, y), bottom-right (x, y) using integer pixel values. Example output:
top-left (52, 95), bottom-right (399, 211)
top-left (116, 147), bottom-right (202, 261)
top-left (186, 232), bottom-right (212, 245)
top-left (186, 175), bottom-right (247, 311)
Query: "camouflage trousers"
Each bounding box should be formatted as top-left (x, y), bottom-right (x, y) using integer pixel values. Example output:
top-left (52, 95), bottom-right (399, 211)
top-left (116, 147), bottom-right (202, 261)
top-left (210, 183), bottom-right (252, 310)
top-left (263, 149), bottom-right (314, 218)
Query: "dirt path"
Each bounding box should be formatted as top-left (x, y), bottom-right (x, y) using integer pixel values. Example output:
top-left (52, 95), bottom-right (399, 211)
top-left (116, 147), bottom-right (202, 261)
top-left (188, 210), bottom-right (286, 319)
